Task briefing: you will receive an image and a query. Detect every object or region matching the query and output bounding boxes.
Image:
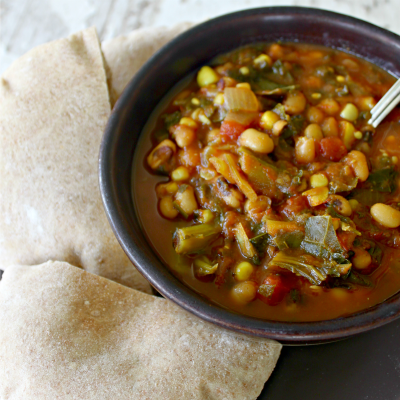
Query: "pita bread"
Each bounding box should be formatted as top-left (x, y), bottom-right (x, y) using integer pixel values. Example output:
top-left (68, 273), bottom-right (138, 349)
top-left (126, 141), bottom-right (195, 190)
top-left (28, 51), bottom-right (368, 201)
top-left (0, 261), bottom-right (281, 400)
top-left (0, 27), bottom-right (150, 293)
top-left (102, 23), bottom-right (193, 105)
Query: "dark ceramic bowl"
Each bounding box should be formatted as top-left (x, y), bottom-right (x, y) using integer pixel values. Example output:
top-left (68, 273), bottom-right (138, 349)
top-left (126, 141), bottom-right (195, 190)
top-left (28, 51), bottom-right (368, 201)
top-left (99, 7), bottom-right (400, 344)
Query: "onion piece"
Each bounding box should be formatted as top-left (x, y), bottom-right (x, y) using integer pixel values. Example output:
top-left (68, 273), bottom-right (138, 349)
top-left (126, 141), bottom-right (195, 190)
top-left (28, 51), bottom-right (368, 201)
top-left (224, 111), bottom-right (259, 126)
top-left (224, 87), bottom-right (259, 112)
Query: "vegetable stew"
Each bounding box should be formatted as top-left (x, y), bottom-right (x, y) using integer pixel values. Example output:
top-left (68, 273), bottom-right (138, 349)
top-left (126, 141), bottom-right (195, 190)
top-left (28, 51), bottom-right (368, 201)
top-left (134, 43), bottom-right (400, 322)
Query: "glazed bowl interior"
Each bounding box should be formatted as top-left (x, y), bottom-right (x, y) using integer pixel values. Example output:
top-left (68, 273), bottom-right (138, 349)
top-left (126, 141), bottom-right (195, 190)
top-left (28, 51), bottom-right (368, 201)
top-left (99, 7), bottom-right (400, 344)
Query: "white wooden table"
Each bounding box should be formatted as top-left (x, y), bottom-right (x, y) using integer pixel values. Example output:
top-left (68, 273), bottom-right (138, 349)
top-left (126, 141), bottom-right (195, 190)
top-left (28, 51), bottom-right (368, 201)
top-left (1, 0), bottom-right (399, 74)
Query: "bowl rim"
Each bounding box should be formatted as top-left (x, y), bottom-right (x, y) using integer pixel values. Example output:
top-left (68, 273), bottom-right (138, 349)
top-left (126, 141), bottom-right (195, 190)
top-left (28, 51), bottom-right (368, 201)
top-left (100, 6), bottom-right (400, 343)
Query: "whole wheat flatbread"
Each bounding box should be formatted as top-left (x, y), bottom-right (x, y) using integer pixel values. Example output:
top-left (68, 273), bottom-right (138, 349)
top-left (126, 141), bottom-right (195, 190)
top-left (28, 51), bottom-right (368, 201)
top-left (102, 23), bottom-right (192, 105)
top-left (0, 261), bottom-right (281, 400)
top-left (0, 27), bottom-right (150, 293)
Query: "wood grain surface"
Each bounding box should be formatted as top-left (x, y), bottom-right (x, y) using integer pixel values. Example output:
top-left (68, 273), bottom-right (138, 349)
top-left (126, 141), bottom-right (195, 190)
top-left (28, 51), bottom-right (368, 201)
top-left (1, 0), bottom-right (399, 74)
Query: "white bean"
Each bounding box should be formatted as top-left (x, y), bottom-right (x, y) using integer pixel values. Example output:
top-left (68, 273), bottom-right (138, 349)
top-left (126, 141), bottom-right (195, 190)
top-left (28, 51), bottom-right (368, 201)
top-left (370, 203), bottom-right (400, 228)
top-left (238, 129), bottom-right (274, 153)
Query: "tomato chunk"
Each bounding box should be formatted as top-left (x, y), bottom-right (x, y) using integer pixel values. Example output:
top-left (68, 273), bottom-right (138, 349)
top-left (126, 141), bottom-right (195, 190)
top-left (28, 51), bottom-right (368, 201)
top-left (220, 120), bottom-right (246, 140)
top-left (279, 195), bottom-right (309, 219)
top-left (316, 137), bottom-right (347, 161)
top-left (257, 275), bottom-right (289, 306)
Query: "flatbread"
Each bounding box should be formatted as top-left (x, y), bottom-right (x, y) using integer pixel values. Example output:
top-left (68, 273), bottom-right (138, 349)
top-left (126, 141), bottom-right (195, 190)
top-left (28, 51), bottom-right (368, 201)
top-left (0, 27), bottom-right (151, 293)
top-left (0, 261), bottom-right (281, 400)
top-left (102, 23), bottom-right (192, 105)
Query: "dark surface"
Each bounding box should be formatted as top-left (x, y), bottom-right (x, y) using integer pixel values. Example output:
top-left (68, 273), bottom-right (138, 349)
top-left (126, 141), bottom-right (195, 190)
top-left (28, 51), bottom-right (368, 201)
top-left (262, 318), bottom-right (400, 400)
top-left (99, 7), bottom-right (400, 343)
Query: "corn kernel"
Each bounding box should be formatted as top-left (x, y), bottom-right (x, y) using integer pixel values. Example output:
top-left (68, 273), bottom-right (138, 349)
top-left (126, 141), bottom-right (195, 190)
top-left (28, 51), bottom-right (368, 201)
top-left (339, 121), bottom-right (356, 149)
top-left (302, 187), bottom-right (329, 207)
top-left (179, 117), bottom-right (198, 129)
top-left (239, 66), bottom-right (250, 75)
top-left (260, 110), bottom-right (280, 130)
top-left (340, 103), bottom-right (359, 122)
top-left (214, 93), bottom-right (225, 105)
top-left (234, 262), bottom-right (254, 281)
top-left (392, 156), bottom-right (399, 164)
top-left (253, 54), bottom-right (272, 68)
top-left (354, 131), bottom-right (363, 140)
top-left (349, 199), bottom-right (359, 210)
top-left (310, 173), bottom-right (328, 188)
top-left (311, 93), bottom-right (322, 99)
top-left (336, 75), bottom-right (346, 82)
top-left (191, 98), bottom-right (200, 106)
top-left (197, 209), bottom-right (214, 223)
top-left (197, 66), bottom-right (219, 87)
top-left (165, 182), bottom-right (179, 194)
top-left (358, 96), bottom-right (376, 111)
top-left (236, 82), bottom-right (251, 90)
top-left (199, 114), bottom-right (211, 125)
top-left (171, 166), bottom-right (190, 181)
top-left (191, 108), bottom-right (202, 121)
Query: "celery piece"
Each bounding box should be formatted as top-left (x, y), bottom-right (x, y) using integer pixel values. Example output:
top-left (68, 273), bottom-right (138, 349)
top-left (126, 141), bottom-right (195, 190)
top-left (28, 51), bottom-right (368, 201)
top-left (194, 257), bottom-right (218, 276)
top-left (234, 223), bottom-right (258, 260)
top-left (173, 224), bottom-right (221, 255)
top-left (224, 153), bottom-right (257, 201)
top-left (172, 201), bottom-right (189, 219)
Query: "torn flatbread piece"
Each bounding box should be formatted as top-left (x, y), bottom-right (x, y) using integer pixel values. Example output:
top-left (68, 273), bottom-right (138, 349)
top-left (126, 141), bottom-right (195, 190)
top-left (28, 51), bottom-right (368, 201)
top-left (0, 261), bottom-right (281, 400)
top-left (102, 23), bottom-right (192, 105)
top-left (0, 27), bottom-right (150, 292)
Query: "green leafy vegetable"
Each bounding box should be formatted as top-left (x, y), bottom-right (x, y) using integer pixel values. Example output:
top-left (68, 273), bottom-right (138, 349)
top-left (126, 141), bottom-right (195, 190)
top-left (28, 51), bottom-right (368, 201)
top-left (366, 167), bottom-right (397, 193)
top-left (367, 243), bottom-right (383, 265)
top-left (274, 231), bottom-right (305, 250)
top-left (349, 189), bottom-right (390, 206)
top-left (345, 270), bottom-right (374, 287)
top-left (249, 232), bottom-right (272, 255)
top-left (289, 289), bottom-right (302, 304)
top-left (269, 249), bottom-right (344, 285)
top-left (270, 60), bottom-right (295, 85)
top-left (281, 115), bottom-right (306, 140)
top-left (154, 129), bottom-right (169, 143)
top-left (326, 204), bottom-right (352, 224)
top-left (301, 215), bottom-right (347, 261)
top-left (329, 176), bottom-right (358, 193)
top-left (227, 66), bottom-right (297, 93)
top-left (163, 111), bottom-right (182, 130)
